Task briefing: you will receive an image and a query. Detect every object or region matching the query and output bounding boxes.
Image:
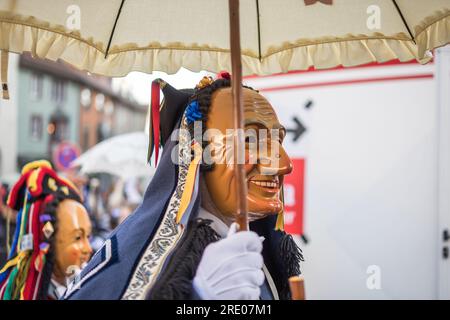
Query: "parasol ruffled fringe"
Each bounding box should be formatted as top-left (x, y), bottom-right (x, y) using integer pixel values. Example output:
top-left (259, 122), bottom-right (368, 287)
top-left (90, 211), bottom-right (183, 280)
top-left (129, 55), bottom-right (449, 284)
top-left (0, 9), bottom-right (448, 77)
top-left (415, 9), bottom-right (450, 60)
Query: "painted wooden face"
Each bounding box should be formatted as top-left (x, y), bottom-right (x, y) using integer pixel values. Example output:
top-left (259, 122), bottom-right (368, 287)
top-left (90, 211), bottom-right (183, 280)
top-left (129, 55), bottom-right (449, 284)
top-left (203, 87), bottom-right (293, 221)
top-left (53, 199), bottom-right (92, 283)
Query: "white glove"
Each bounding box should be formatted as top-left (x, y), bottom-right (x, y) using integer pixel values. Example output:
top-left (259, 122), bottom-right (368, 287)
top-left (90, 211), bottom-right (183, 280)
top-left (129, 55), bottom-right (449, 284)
top-left (193, 223), bottom-right (265, 300)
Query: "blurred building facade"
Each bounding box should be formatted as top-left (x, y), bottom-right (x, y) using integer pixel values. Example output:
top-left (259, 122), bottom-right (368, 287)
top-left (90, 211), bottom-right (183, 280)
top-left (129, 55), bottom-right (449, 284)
top-left (78, 73), bottom-right (147, 151)
top-left (18, 54), bottom-right (80, 168)
top-left (15, 53), bottom-right (146, 169)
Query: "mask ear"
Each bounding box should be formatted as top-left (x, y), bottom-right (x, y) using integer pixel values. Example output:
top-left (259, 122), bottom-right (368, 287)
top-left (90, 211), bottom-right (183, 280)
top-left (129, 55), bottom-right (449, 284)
top-left (147, 79), bottom-right (194, 165)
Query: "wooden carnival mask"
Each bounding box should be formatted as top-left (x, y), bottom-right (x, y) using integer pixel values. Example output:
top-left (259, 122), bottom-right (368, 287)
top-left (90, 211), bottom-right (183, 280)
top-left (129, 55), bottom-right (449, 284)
top-left (202, 87), bottom-right (292, 222)
top-left (53, 199), bottom-right (92, 285)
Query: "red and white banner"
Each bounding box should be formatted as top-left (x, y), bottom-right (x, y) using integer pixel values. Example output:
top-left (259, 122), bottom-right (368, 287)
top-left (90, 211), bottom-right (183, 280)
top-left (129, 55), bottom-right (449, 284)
top-left (283, 158), bottom-right (306, 236)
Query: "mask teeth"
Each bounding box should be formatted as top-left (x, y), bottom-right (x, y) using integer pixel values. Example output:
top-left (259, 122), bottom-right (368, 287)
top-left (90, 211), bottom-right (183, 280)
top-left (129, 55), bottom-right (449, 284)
top-left (251, 180), bottom-right (279, 188)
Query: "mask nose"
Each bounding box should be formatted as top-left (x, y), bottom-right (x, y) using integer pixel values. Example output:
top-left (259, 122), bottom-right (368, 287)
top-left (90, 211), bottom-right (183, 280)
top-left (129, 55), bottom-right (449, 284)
top-left (81, 238), bottom-right (93, 258)
top-left (257, 141), bottom-right (292, 176)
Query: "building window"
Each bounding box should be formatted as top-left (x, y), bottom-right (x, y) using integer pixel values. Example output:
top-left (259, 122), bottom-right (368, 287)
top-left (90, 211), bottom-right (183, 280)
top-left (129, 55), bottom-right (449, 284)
top-left (95, 93), bottom-right (105, 112)
top-left (30, 115), bottom-right (43, 141)
top-left (104, 101), bottom-right (114, 115)
top-left (51, 79), bottom-right (66, 104)
top-left (30, 73), bottom-right (43, 101)
top-left (81, 88), bottom-right (91, 108)
top-left (48, 119), bottom-right (68, 142)
top-left (82, 127), bottom-right (90, 150)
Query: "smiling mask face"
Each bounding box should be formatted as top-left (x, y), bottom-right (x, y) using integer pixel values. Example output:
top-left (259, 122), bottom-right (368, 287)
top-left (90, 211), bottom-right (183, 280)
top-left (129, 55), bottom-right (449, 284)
top-left (53, 199), bottom-right (92, 283)
top-left (203, 87), bottom-right (293, 221)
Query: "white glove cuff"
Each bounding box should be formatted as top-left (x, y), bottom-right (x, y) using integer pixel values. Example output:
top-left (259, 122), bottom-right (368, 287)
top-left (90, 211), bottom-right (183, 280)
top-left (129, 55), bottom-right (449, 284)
top-left (193, 274), bottom-right (214, 300)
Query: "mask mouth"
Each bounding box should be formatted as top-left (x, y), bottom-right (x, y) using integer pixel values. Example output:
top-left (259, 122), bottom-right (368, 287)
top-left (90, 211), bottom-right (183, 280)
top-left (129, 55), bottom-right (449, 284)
top-left (248, 176), bottom-right (280, 190)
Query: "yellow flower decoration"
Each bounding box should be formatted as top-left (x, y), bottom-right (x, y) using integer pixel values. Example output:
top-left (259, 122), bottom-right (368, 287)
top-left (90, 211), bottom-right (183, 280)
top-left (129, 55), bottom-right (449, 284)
top-left (196, 76), bottom-right (214, 90)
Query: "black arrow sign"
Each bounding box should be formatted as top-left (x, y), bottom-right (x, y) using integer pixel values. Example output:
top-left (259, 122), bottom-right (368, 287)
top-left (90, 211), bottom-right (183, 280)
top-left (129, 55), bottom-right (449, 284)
top-left (286, 116), bottom-right (306, 142)
top-left (304, 99), bottom-right (313, 109)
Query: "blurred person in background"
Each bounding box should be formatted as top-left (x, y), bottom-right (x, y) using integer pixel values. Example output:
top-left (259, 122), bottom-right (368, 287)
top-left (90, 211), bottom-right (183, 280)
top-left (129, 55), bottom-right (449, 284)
top-left (83, 177), bottom-right (111, 252)
top-left (108, 178), bottom-right (125, 229)
top-left (117, 177), bottom-right (144, 226)
top-left (0, 161), bottom-right (92, 300)
top-left (124, 177), bottom-right (143, 207)
top-left (0, 183), bottom-right (16, 266)
top-left (107, 178), bottom-right (134, 228)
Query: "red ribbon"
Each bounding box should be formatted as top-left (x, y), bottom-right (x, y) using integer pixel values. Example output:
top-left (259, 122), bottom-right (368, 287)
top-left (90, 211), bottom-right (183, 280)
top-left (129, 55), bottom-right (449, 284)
top-left (151, 81), bottom-right (161, 166)
top-left (22, 200), bottom-right (42, 299)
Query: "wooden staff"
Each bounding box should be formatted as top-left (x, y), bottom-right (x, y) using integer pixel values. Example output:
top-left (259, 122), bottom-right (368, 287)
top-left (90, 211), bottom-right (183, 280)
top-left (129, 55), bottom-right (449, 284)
top-left (289, 276), bottom-right (306, 300)
top-left (229, 0), bottom-right (248, 231)
top-left (228, 0), bottom-right (305, 300)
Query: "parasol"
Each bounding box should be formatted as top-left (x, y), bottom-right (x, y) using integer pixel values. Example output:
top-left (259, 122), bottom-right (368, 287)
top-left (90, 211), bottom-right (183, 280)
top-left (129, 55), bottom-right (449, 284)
top-left (0, 0), bottom-right (448, 76)
top-left (71, 131), bottom-right (155, 179)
